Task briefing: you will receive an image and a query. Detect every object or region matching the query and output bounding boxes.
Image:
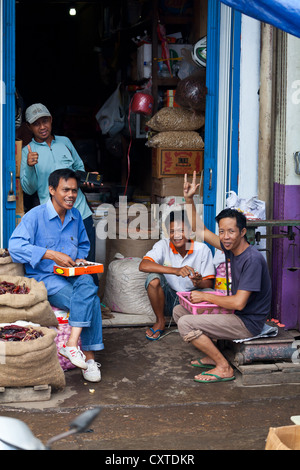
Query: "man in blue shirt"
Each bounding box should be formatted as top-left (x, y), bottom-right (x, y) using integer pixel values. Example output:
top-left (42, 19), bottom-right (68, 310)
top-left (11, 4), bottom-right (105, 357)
top-left (20, 103), bottom-right (97, 269)
top-left (9, 169), bottom-right (103, 382)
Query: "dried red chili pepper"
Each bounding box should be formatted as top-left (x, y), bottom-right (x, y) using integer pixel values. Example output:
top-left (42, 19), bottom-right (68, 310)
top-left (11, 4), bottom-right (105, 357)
top-left (0, 281), bottom-right (30, 295)
top-left (0, 325), bottom-right (43, 341)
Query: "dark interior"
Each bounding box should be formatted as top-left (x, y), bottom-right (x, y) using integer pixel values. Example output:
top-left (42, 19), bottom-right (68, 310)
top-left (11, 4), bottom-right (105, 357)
top-left (15, 0), bottom-right (157, 198)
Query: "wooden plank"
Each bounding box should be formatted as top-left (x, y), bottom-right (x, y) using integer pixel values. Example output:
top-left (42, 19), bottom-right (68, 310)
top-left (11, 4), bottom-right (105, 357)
top-left (235, 362), bottom-right (300, 385)
top-left (238, 363), bottom-right (279, 375)
top-left (0, 385), bottom-right (51, 403)
top-left (240, 370), bottom-right (300, 386)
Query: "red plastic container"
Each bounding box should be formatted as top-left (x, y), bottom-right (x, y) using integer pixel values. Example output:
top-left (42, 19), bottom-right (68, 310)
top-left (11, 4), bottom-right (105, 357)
top-left (131, 92), bottom-right (154, 115)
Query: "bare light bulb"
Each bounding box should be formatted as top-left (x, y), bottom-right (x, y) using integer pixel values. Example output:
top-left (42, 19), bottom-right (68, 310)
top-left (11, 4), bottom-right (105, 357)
top-left (69, 7), bottom-right (76, 16)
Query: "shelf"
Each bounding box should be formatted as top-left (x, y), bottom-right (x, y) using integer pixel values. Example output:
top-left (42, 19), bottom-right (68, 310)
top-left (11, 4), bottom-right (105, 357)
top-left (160, 15), bottom-right (193, 25)
top-left (157, 77), bottom-right (180, 87)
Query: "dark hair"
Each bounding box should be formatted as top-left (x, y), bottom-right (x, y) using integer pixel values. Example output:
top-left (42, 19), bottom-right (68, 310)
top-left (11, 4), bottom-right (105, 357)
top-left (215, 208), bottom-right (247, 233)
top-left (164, 210), bottom-right (191, 232)
top-left (48, 168), bottom-right (80, 190)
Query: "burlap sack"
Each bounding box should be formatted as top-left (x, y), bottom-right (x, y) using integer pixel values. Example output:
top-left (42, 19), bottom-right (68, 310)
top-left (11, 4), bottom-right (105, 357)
top-left (0, 250), bottom-right (24, 276)
top-left (0, 327), bottom-right (66, 389)
top-left (0, 275), bottom-right (47, 308)
top-left (147, 107), bottom-right (205, 132)
top-left (265, 425), bottom-right (300, 450)
top-left (148, 131), bottom-right (204, 149)
top-left (0, 300), bottom-right (58, 327)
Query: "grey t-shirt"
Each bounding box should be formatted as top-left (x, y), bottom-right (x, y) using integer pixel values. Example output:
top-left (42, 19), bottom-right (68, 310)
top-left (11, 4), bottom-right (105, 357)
top-left (221, 243), bottom-right (272, 336)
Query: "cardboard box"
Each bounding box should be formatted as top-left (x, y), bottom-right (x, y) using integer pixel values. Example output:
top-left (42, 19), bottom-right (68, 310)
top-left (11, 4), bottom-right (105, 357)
top-left (152, 148), bottom-right (204, 178)
top-left (152, 177), bottom-right (184, 197)
top-left (16, 177), bottom-right (24, 213)
top-left (54, 262), bottom-right (104, 277)
top-left (15, 140), bottom-right (22, 177)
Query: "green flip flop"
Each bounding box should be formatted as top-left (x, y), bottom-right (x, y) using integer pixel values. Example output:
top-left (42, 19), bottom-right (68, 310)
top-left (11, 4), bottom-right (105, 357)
top-left (191, 358), bottom-right (215, 369)
top-left (194, 372), bottom-right (236, 383)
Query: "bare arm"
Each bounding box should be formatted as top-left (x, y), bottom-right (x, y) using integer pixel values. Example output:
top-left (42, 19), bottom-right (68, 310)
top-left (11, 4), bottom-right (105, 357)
top-left (190, 289), bottom-right (251, 311)
top-left (184, 172), bottom-right (221, 250)
top-left (139, 258), bottom-right (196, 278)
top-left (42, 250), bottom-right (76, 267)
top-left (190, 276), bottom-right (214, 290)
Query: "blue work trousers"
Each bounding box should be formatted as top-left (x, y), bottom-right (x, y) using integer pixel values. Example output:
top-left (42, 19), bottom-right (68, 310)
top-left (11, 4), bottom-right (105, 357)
top-left (48, 275), bottom-right (104, 352)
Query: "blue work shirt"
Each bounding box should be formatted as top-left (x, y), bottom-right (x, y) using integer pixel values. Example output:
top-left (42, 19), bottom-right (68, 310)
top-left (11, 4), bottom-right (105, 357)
top-left (20, 135), bottom-right (92, 220)
top-left (8, 199), bottom-right (90, 295)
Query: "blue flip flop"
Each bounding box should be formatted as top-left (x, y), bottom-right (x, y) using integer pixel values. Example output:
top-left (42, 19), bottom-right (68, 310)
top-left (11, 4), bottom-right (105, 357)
top-left (146, 328), bottom-right (164, 341)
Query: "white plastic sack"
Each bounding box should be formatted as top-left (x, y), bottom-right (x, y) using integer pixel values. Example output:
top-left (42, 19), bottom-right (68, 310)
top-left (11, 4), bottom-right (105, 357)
top-left (103, 256), bottom-right (155, 319)
top-left (225, 191), bottom-right (266, 254)
top-left (226, 191), bottom-right (265, 220)
top-left (95, 83), bottom-right (125, 136)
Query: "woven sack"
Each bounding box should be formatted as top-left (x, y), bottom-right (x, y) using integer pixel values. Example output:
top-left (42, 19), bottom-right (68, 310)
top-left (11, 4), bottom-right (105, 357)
top-left (103, 256), bottom-right (155, 319)
top-left (0, 249), bottom-right (24, 276)
top-left (147, 107), bottom-right (205, 132)
top-left (0, 300), bottom-right (58, 327)
top-left (0, 327), bottom-right (66, 389)
top-left (0, 275), bottom-right (47, 308)
top-left (148, 131), bottom-right (204, 149)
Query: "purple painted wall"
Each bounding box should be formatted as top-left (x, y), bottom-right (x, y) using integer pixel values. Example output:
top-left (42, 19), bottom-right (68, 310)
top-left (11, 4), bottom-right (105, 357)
top-left (272, 183), bottom-right (300, 329)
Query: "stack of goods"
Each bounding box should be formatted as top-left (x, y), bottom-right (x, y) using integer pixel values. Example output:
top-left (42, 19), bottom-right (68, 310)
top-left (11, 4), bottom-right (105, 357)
top-left (148, 107), bottom-right (204, 191)
top-left (147, 106), bottom-right (205, 150)
top-left (146, 107), bottom-right (204, 237)
top-left (0, 268), bottom-right (65, 390)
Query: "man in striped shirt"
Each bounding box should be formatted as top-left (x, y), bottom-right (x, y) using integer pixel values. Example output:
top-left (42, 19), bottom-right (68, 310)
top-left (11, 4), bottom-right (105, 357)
top-left (139, 208), bottom-right (215, 341)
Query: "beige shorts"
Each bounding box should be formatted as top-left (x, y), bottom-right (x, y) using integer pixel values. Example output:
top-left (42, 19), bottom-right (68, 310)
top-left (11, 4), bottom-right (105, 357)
top-left (173, 304), bottom-right (253, 343)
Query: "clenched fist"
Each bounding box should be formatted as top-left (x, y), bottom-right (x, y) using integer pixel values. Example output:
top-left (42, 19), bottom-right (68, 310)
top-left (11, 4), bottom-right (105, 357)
top-left (27, 144), bottom-right (39, 167)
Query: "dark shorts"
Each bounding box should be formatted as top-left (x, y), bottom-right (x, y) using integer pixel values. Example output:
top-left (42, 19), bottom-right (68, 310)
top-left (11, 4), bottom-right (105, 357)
top-left (145, 273), bottom-right (179, 316)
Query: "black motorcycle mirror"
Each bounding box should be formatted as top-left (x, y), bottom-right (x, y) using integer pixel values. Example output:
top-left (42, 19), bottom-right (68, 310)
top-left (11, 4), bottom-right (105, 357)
top-left (45, 407), bottom-right (101, 449)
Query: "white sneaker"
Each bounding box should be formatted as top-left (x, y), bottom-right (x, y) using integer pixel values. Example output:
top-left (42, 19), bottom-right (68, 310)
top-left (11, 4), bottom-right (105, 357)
top-left (59, 345), bottom-right (88, 370)
top-left (82, 360), bottom-right (101, 382)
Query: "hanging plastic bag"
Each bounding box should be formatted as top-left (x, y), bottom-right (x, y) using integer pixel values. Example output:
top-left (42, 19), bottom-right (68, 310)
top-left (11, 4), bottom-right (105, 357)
top-left (225, 191), bottom-right (266, 255)
top-left (95, 83), bottom-right (125, 136)
top-left (176, 70), bottom-right (206, 113)
top-left (226, 191), bottom-right (266, 220)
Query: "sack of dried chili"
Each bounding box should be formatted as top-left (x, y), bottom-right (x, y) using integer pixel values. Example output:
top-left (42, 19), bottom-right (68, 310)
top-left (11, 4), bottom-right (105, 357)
top-left (0, 324), bottom-right (44, 342)
top-left (0, 281), bottom-right (30, 295)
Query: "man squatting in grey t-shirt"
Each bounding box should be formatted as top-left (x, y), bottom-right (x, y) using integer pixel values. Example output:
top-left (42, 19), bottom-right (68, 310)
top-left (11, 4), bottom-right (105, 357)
top-left (173, 172), bottom-right (272, 384)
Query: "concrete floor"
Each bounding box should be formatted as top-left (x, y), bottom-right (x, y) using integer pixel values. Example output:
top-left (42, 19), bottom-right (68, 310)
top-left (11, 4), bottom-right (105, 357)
top-left (1, 325), bottom-right (300, 451)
